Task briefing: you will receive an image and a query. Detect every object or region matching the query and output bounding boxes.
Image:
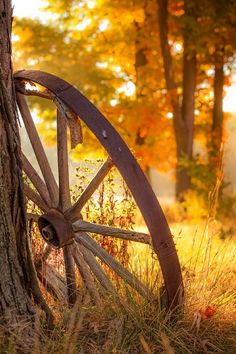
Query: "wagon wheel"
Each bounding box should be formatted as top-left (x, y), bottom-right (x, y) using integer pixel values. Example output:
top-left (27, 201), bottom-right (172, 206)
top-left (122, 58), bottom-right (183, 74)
top-left (14, 70), bottom-right (183, 311)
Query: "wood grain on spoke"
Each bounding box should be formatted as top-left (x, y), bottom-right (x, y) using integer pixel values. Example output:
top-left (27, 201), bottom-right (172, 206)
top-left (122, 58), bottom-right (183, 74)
top-left (73, 220), bottom-right (151, 245)
top-left (75, 232), bottom-right (151, 298)
top-left (73, 244), bottom-right (101, 305)
top-left (65, 157), bottom-right (113, 220)
top-left (78, 244), bottom-right (116, 294)
top-left (35, 262), bottom-right (67, 302)
top-left (57, 110), bottom-right (77, 306)
top-left (57, 109), bottom-right (71, 210)
top-left (63, 245), bottom-right (77, 306)
top-left (24, 183), bottom-right (49, 213)
top-left (17, 93), bottom-right (59, 207)
top-left (22, 153), bottom-right (51, 206)
top-left (55, 98), bottom-right (83, 149)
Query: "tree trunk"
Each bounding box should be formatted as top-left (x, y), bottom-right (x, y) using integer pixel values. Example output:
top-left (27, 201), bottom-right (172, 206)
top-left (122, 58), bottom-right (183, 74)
top-left (211, 52), bottom-right (224, 167)
top-left (134, 2), bottom-right (152, 183)
top-left (176, 1), bottom-right (196, 197)
top-left (0, 0), bottom-right (51, 328)
top-left (157, 0), bottom-right (196, 199)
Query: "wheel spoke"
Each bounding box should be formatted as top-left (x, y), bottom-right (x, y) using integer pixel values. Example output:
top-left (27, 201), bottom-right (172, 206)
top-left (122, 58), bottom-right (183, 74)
top-left (24, 183), bottom-right (50, 212)
top-left (78, 244), bottom-right (116, 294)
top-left (75, 232), bottom-right (152, 298)
top-left (72, 244), bottom-right (102, 305)
top-left (57, 109), bottom-right (71, 210)
top-left (63, 245), bottom-right (77, 306)
top-left (35, 261), bottom-right (67, 302)
top-left (57, 110), bottom-right (77, 305)
top-left (27, 213), bottom-right (40, 222)
top-left (17, 93), bottom-right (59, 207)
top-left (22, 153), bottom-right (51, 206)
top-left (54, 97), bottom-right (83, 149)
top-left (65, 157), bottom-right (113, 220)
top-left (39, 244), bottom-right (52, 263)
top-left (73, 220), bottom-right (151, 245)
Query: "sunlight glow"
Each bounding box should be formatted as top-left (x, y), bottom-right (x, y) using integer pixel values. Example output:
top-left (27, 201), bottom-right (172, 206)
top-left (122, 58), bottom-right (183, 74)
top-left (110, 99), bottom-right (118, 107)
top-left (25, 82), bottom-right (37, 91)
top-left (76, 18), bottom-right (92, 31)
top-left (99, 19), bottom-right (109, 32)
top-left (13, 0), bottom-right (44, 18)
top-left (118, 81), bottom-right (136, 96)
top-left (206, 68), bottom-right (214, 77)
top-left (223, 84), bottom-right (236, 113)
top-left (166, 112), bottom-right (173, 119)
top-left (87, 1), bottom-right (96, 9)
top-left (172, 43), bottom-right (182, 54)
top-left (114, 66), bottom-right (121, 73)
top-left (31, 109), bottom-right (41, 124)
top-left (96, 61), bottom-right (108, 68)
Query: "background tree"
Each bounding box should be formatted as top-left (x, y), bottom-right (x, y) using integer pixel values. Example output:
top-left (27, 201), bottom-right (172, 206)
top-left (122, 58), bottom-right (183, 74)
top-left (13, 0), bottom-right (236, 204)
top-left (13, 0), bottom-right (176, 176)
top-left (209, 0), bottom-right (236, 177)
top-left (157, 0), bottom-right (197, 198)
top-left (188, 0), bottom-right (236, 198)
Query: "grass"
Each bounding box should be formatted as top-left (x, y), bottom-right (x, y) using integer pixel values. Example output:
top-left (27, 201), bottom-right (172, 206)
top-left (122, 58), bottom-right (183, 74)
top-left (3, 164), bottom-right (236, 352)
top-left (0, 218), bottom-right (235, 354)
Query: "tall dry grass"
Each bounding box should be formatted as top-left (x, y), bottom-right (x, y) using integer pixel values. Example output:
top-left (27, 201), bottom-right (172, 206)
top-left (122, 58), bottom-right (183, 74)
top-left (1, 162), bottom-right (235, 353)
top-left (0, 219), bottom-right (235, 354)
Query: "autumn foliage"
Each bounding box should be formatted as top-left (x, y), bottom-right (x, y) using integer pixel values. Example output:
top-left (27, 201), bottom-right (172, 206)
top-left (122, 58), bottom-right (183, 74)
top-left (12, 0), bottom-right (236, 196)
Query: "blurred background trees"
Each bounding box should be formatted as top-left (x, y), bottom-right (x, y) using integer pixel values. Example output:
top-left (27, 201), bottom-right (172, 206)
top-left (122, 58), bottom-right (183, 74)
top-left (13, 0), bottom-right (236, 213)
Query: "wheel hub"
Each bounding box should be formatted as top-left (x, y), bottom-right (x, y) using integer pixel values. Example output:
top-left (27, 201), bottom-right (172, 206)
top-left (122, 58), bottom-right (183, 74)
top-left (38, 209), bottom-right (74, 248)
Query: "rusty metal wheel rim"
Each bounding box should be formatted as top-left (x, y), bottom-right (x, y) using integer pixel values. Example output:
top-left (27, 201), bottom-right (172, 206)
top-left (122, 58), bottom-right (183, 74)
top-left (14, 69), bottom-right (183, 310)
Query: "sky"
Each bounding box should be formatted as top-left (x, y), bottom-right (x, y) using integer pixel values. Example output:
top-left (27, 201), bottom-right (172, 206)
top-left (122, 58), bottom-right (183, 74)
top-left (12, 0), bottom-right (45, 19)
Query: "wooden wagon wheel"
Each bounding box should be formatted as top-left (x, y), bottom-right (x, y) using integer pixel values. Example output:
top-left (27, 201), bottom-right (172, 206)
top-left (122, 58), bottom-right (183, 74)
top-left (14, 70), bottom-right (183, 311)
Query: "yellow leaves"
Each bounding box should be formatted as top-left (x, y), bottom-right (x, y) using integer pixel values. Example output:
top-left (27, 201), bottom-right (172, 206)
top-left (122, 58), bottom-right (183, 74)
top-left (133, 8), bottom-right (145, 25)
top-left (209, 46), bottom-right (215, 55)
top-left (15, 27), bottom-right (34, 43)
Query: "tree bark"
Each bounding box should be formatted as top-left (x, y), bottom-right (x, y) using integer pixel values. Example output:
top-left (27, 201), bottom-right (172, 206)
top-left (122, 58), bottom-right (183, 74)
top-left (211, 52), bottom-right (224, 165)
top-left (157, 0), bottom-right (196, 199)
top-left (0, 0), bottom-right (49, 327)
top-left (134, 2), bottom-right (152, 182)
top-left (176, 1), bottom-right (196, 197)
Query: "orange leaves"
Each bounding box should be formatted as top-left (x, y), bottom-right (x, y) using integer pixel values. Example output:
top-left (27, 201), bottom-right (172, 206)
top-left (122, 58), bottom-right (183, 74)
top-left (192, 305), bottom-right (217, 332)
top-left (168, 1), bottom-right (184, 17)
top-left (202, 304), bottom-right (216, 319)
top-left (139, 126), bottom-right (148, 139)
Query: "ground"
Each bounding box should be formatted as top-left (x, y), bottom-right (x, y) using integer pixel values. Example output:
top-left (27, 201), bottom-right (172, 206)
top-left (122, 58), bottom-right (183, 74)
top-left (0, 219), bottom-right (235, 354)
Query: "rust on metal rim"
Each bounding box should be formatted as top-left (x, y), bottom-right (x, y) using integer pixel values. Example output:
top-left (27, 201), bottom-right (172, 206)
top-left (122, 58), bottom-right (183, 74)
top-left (14, 70), bottom-right (183, 309)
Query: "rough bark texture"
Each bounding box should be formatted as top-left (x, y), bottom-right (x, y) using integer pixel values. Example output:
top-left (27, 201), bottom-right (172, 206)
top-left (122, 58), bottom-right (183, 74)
top-left (157, 0), bottom-right (196, 199)
top-left (0, 0), bottom-right (49, 325)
